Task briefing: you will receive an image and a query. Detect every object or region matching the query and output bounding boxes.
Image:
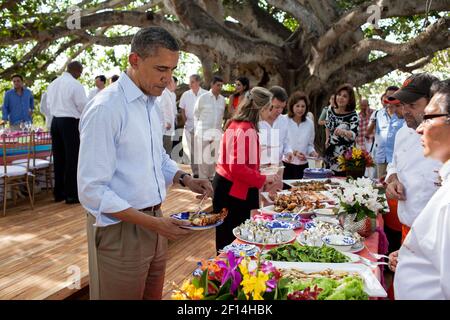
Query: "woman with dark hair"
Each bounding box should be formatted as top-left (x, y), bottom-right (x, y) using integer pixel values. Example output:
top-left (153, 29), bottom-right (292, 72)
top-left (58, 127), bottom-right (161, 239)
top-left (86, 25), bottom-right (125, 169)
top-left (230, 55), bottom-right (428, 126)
top-left (282, 91), bottom-right (318, 180)
top-left (226, 77), bottom-right (250, 116)
top-left (324, 84), bottom-right (359, 175)
top-left (213, 86), bottom-right (275, 252)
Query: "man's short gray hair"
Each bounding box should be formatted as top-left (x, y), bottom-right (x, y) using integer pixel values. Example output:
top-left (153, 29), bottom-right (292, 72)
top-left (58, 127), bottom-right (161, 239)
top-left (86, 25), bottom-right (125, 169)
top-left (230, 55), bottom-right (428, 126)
top-left (430, 79), bottom-right (450, 114)
top-left (131, 27), bottom-right (179, 59)
top-left (190, 74), bottom-right (201, 83)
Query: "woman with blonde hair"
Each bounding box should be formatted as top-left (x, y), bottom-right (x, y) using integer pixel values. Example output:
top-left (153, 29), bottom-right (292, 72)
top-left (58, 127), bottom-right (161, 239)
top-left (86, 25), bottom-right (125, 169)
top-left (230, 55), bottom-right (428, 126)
top-left (213, 86), bottom-right (276, 251)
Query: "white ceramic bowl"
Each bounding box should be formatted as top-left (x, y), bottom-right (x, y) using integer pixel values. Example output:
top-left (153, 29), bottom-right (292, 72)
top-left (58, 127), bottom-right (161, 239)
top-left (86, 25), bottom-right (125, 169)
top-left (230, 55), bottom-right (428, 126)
top-left (322, 234), bottom-right (356, 252)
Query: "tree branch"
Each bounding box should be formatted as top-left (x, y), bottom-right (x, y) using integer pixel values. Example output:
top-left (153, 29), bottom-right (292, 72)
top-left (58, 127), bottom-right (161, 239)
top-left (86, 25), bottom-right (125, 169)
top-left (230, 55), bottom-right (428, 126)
top-left (225, 0), bottom-right (291, 45)
top-left (398, 55), bottom-right (434, 73)
top-left (265, 0), bottom-right (325, 37)
top-left (316, 0), bottom-right (450, 53)
top-left (317, 17), bottom-right (450, 80)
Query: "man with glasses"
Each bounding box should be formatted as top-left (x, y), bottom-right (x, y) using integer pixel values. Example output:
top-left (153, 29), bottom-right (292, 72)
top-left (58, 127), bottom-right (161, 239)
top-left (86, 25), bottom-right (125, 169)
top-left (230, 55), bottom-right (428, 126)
top-left (385, 73), bottom-right (442, 243)
top-left (390, 79), bottom-right (450, 299)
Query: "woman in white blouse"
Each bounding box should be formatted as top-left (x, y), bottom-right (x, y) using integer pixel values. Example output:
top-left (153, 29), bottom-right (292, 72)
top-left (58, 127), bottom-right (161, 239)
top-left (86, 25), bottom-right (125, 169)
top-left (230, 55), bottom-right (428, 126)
top-left (390, 79), bottom-right (450, 299)
top-left (282, 91), bottom-right (318, 180)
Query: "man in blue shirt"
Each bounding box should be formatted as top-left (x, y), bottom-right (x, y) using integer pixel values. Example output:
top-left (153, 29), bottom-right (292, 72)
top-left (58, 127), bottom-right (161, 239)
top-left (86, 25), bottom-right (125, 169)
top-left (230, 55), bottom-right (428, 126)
top-left (2, 74), bottom-right (34, 131)
top-left (385, 100), bottom-right (405, 164)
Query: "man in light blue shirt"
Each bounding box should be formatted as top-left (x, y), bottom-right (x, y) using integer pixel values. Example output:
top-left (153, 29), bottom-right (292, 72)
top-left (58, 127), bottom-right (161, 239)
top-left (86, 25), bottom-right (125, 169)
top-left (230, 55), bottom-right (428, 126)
top-left (78, 27), bottom-right (213, 300)
top-left (368, 86), bottom-right (399, 178)
top-left (2, 74), bottom-right (34, 130)
top-left (385, 105), bottom-right (405, 164)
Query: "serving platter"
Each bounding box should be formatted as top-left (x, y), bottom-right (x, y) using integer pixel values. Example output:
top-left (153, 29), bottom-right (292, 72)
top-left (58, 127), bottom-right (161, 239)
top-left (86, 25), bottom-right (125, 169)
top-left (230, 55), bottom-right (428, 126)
top-left (270, 261), bottom-right (387, 298)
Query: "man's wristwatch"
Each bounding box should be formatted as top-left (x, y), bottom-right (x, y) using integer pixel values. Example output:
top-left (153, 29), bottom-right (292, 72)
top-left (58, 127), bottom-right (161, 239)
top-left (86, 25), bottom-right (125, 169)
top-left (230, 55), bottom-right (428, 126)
top-left (179, 173), bottom-right (191, 187)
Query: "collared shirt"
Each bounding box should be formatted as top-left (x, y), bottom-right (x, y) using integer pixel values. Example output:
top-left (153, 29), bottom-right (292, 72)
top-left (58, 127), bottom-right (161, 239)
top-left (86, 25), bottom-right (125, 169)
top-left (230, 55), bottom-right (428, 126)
top-left (386, 125), bottom-right (441, 227)
top-left (194, 90), bottom-right (225, 141)
top-left (47, 72), bottom-right (88, 119)
top-left (259, 115), bottom-right (293, 165)
top-left (179, 88), bottom-right (208, 132)
top-left (385, 114), bottom-right (405, 163)
top-left (2, 87), bottom-right (34, 125)
top-left (88, 87), bottom-right (102, 101)
top-left (156, 88), bottom-right (177, 136)
top-left (40, 91), bottom-right (52, 130)
top-left (371, 108), bottom-right (391, 164)
top-left (356, 109), bottom-right (374, 148)
top-left (395, 160), bottom-right (450, 299)
top-left (78, 72), bottom-right (179, 227)
top-left (282, 115), bottom-right (315, 165)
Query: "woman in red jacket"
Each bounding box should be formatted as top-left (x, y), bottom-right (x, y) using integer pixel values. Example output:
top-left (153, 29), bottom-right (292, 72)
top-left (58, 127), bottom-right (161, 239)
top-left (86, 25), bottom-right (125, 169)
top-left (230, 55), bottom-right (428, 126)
top-left (213, 86), bottom-right (275, 251)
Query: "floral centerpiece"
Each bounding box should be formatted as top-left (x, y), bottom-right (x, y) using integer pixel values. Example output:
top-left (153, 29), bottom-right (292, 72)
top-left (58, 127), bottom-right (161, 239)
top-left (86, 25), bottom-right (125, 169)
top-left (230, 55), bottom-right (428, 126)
top-left (333, 177), bottom-right (387, 237)
top-left (337, 147), bottom-right (374, 178)
top-left (171, 251), bottom-right (287, 300)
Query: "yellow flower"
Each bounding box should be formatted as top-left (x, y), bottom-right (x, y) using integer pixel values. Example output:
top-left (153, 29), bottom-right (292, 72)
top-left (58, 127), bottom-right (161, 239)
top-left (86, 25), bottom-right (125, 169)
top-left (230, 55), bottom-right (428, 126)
top-left (241, 271), bottom-right (269, 300)
top-left (352, 147), bottom-right (362, 159)
top-left (239, 258), bottom-right (249, 277)
top-left (171, 290), bottom-right (187, 300)
top-left (173, 280), bottom-right (205, 300)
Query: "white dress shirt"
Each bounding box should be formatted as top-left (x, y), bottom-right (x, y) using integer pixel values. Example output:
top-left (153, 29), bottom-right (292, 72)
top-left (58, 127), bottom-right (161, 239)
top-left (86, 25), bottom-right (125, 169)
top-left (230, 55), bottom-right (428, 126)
top-left (282, 116), bottom-right (315, 165)
top-left (156, 88), bottom-right (177, 136)
top-left (395, 160), bottom-right (450, 299)
top-left (47, 72), bottom-right (88, 118)
top-left (78, 72), bottom-right (179, 227)
top-left (194, 90), bottom-right (225, 141)
top-left (259, 115), bottom-right (293, 165)
top-left (386, 124), bottom-right (441, 227)
top-left (88, 87), bottom-right (101, 101)
top-left (179, 88), bottom-right (207, 132)
top-left (39, 91), bottom-right (52, 130)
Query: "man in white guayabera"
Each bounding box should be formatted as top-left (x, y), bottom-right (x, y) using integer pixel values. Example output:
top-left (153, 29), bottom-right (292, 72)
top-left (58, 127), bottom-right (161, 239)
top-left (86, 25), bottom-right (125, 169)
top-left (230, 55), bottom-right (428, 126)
top-left (193, 76), bottom-right (226, 181)
top-left (179, 74), bottom-right (207, 177)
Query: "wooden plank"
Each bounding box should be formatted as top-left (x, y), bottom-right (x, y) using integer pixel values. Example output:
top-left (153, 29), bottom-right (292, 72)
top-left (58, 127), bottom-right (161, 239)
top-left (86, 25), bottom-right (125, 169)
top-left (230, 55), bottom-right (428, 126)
top-left (0, 166), bottom-right (214, 300)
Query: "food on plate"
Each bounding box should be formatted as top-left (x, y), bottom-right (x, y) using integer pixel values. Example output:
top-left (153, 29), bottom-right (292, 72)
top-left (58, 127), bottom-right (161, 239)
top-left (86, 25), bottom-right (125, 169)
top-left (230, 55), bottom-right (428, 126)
top-left (273, 191), bottom-right (328, 213)
top-left (189, 208), bottom-right (228, 226)
top-left (300, 220), bottom-right (363, 246)
top-left (290, 179), bottom-right (340, 191)
top-left (281, 268), bottom-right (369, 300)
top-left (233, 219), bottom-right (295, 244)
top-left (262, 243), bottom-right (350, 263)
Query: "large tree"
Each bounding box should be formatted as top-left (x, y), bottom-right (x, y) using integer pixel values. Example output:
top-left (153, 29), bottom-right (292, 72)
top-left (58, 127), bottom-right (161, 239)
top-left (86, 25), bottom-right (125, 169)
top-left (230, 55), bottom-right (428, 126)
top-left (1, 0), bottom-right (449, 122)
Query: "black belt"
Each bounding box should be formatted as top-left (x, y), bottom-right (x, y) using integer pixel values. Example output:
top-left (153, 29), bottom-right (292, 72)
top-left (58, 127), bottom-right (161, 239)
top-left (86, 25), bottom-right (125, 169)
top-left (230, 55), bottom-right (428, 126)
top-left (141, 204), bottom-right (162, 212)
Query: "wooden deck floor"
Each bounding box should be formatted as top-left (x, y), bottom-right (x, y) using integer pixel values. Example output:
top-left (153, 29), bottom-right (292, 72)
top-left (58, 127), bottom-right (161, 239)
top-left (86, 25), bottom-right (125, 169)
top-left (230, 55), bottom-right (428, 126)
top-left (0, 178), bottom-right (215, 300)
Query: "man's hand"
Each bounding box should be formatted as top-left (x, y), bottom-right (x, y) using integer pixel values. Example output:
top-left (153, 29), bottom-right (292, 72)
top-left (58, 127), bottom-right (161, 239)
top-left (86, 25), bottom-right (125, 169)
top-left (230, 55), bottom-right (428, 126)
top-left (285, 152), bottom-right (294, 163)
top-left (184, 175), bottom-right (213, 198)
top-left (165, 122), bottom-right (171, 130)
top-left (386, 175), bottom-right (406, 200)
top-left (388, 250), bottom-right (399, 272)
top-left (309, 151), bottom-right (319, 158)
top-left (153, 216), bottom-right (192, 240)
top-left (294, 151), bottom-right (306, 161)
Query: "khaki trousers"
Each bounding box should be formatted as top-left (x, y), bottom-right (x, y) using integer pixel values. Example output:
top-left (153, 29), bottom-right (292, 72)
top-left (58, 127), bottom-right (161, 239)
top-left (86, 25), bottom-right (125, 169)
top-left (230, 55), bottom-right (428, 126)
top-left (376, 163), bottom-right (388, 179)
top-left (86, 210), bottom-right (168, 300)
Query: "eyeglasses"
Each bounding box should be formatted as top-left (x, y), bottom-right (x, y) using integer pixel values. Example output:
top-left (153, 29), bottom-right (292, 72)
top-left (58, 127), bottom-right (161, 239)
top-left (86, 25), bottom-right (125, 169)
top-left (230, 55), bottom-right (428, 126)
top-left (421, 113), bottom-right (450, 126)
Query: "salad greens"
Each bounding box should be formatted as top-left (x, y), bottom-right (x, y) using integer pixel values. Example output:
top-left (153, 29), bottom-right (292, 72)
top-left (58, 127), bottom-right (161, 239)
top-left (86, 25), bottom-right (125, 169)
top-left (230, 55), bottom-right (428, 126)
top-left (285, 275), bottom-right (369, 300)
top-left (263, 243), bottom-right (350, 263)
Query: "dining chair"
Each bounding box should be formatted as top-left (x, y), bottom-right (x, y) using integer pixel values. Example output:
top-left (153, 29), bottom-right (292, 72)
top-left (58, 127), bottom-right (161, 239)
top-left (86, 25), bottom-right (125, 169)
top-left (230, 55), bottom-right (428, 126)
top-left (0, 133), bottom-right (34, 216)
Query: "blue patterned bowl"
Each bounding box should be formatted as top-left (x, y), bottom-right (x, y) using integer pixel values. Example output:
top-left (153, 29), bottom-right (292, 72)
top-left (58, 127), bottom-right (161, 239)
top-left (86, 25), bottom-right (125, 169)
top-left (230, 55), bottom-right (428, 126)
top-left (322, 235), bottom-right (356, 252)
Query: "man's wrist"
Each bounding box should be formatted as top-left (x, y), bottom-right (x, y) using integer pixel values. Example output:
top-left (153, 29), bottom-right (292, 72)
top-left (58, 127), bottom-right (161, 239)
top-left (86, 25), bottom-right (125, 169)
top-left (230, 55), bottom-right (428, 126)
top-left (179, 172), bottom-right (192, 187)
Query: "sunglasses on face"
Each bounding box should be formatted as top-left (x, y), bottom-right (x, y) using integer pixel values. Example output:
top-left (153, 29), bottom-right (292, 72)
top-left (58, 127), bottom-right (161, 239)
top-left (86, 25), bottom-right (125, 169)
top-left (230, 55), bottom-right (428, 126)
top-left (421, 113), bottom-right (450, 126)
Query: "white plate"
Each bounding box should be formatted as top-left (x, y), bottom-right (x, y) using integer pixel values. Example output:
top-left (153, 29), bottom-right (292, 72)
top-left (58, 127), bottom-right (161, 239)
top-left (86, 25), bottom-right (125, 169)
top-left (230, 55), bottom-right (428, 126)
top-left (258, 205), bottom-right (315, 218)
top-left (314, 208), bottom-right (337, 216)
top-left (232, 228), bottom-right (296, 246)
top-left (297, 233), bottom-right (364, 253)
top-left (221, 243), bottom-right (261, 257)
top-left (270, 261), bottom-right (387, 298)
top-left (170, 212), bottom-right (224, 230)
top-left (260, 166), bottom-right (284, 175)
